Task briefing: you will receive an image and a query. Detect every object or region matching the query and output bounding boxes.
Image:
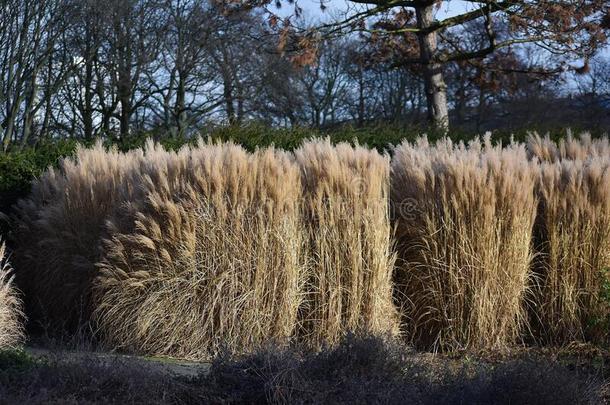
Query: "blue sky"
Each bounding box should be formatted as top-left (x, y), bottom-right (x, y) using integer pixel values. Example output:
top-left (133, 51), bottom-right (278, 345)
top-left (279, 0), bottom-right (608, 60)
top-left (280, 0), bottom-right (471, 21)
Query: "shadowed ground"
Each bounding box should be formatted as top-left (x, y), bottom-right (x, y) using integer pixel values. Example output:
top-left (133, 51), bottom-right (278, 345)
top-left (0, 335), bottom-right (606, 404)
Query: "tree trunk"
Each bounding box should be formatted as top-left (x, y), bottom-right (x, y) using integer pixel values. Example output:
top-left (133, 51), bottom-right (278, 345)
top-left (119, 97), bottom-right (131, 139)
top-left (83, 59), bottom-right (95, 141)
top-left (41, 51), bottom-right (54, 140)
top-left (236, 81), bottom-right (244, 124)
top-left (118, 58), bottom-right (132, 140)
top-left (2, 116), bottom-right (15, 152)
top-left (224, 82), bottom-right (235, 125)
top-left (416, 5), bottom-right (449, 131)
top-left (175, 72), bottom-right (186, 135)
top-left (220, 66), bottom-right (236, 124)
top-left (22, 71), bottom-right (37, 148)
top-left (357, 70), bottom-right (365, 127)
top-left (455, 76), bottom-right (467, 126)
top-left (476, 88), bottom-right (486, 133)
top-left (3, 93), bottom-right (23, 152)
top-left (117, 26), bottom-right (133, 140)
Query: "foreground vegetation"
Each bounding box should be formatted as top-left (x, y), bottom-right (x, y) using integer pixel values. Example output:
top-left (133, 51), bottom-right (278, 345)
top-left (0, 335), bottom-right (604, 404)
top-left (0, 128), bottom-right (609, 402)
top-left (2, 131), bottom-right (608, 358)
top-left (0, 241), bottom-right (23, 349)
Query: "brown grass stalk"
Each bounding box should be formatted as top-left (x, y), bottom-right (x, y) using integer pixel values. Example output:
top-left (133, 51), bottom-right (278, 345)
top-left (531, 157), bottom-right (610, 344)
top-left (391, 137), bottom-right (537, 351)
top-left (93, 140), bottom-right (304, 359)
top-left (527, 131), bottom-right (610, 163)
top-left (0, 241), bottom-right (25, 348)
top-left (294, 139), bottom-right (399, 347)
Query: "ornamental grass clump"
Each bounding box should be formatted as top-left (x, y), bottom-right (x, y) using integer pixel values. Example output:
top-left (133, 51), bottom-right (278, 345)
top-left (391, 137), bottom-right (537, 351)
top-left (0, 241), bottom-right (24, 348)
top-left (294, 139), bottom-right (399, 348)
top-left (11, 142), bottom-right (143, 330)
top-left (93, 140), bottom-right (304, 359)
top-left (527, 132), bottom-right (610, 162)
top-left (531, 157), bottom-right (610, 344)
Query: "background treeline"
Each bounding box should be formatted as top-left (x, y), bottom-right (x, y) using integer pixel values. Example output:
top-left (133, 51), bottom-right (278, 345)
top-left (1, 0), bottom-right (610, 152)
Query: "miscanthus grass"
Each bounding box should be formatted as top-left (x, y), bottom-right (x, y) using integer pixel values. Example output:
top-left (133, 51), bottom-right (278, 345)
top-left (391, 136), bottom-right (537, 351)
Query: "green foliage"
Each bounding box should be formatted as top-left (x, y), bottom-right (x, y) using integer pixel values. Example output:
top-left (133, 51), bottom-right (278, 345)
top-left (206, 124), bottom-right (317, 151)
top-left (110, 130), bottom-right (193, 152)
top-left (589, 267), bottom-right (610, 340)
top-left (203, 122), bottom-right (481, 152)
top-left (202, 123), bottom-right (592, 152)
top-left (0, 140), bottom-right (78, 192)
top-left (0, 140), bottom-right (78, 233)
top-left (0, 349), bottom-right (38, 372)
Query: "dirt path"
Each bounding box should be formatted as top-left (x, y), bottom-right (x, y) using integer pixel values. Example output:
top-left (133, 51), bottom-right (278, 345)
top-left (25, 347), bottom-right (211, 378)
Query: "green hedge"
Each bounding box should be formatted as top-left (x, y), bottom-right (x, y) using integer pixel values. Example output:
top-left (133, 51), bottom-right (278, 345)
top-left (202, 123), bottom-right (476, 152)
top-left (120, 123), bottom-right (476, 152)
top-left (0, 140), bottom-right (79, 229)
top-left (199, 123), bottom-right (579, 152)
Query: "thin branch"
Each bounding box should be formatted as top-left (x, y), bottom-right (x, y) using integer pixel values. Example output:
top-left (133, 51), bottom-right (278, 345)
top-left (441, 36), bottom-right (545, 62)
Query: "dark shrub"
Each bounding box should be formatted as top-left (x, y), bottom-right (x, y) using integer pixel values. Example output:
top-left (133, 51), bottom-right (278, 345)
top-left (205, 334), bottom-right (602, 404)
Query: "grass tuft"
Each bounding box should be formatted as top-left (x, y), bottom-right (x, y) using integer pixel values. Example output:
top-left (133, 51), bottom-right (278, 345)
top-left (0, 241), bottom-right (24, 349)
top-left (391, 136), bottom-right (537, 350)
top-left (11, 142), bottom-right (143, 331)
top-left (530, 156), bottom-right (610, 344)
top-left (295, 139), bottom-right (399, 347)
top-left (94, 140), bottom-right (304, 358)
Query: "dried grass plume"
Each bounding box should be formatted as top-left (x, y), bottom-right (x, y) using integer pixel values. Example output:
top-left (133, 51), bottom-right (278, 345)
top-left (295, 139), bottom-right (399, 347)
top-left (0, 241), bottom-right (25, 348)
top-left (391, 136), bottom-right (537, 351)
top-left (94, 141), bottom-right (304, 359)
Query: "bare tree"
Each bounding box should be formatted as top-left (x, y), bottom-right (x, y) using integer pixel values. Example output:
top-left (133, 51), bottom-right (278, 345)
top-left (296, 38), bottom-right (351, 127)
top-left (0, 0), bottom-right (607, 148)
top-left (573, 56), bottom-right (610, 127)
top-left (0, 0), bottom-right (69, 150)
top-left (145, 0), bottom-right (224, 136)
top-left (263, 0), bottom-right (610, 130)
top-left (101, 0), bottom-right (163, 139)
